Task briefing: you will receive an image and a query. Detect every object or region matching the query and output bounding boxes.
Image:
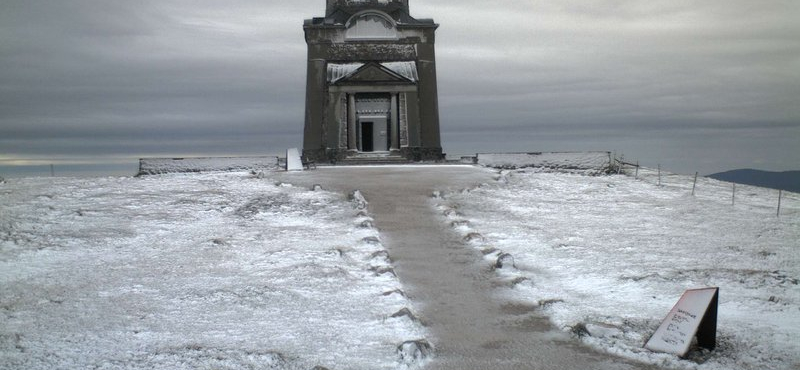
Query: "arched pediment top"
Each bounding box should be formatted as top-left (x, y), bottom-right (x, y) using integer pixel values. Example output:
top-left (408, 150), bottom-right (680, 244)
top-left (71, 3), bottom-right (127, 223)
top-left (327, 0), bottom-right (409, 17)
top-left (345, 11), bottom-right (397, 40)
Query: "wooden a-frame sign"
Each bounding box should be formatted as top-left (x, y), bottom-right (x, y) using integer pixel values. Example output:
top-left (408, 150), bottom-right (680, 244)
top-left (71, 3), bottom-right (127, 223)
top-left (644, 287), bottom-right (719, 357)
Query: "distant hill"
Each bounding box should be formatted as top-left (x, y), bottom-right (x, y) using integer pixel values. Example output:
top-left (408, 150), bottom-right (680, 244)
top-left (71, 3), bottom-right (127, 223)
top-left (708, 169), bottom-right (800, 193)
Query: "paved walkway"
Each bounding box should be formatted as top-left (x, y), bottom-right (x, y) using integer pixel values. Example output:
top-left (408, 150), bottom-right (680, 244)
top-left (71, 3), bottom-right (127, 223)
top-left (275, 165), bottom-right (657, 370)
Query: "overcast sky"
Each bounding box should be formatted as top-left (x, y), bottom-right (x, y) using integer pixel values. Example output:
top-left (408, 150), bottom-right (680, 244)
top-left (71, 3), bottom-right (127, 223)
top-left (1, 0), bottom-right (798, 176)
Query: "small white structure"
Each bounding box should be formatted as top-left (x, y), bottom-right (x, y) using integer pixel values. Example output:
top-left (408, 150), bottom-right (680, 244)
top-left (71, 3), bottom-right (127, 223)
top-left (286, 148), bottom-right (303, 171)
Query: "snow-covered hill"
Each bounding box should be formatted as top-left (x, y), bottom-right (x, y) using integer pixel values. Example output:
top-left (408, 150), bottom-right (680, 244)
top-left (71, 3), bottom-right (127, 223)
top-left (0, 172), bottom-right (427, 370)
top-left (2, 167), bottom-right (797, 370)
top-left (435, 168), bottom-right (799, 370)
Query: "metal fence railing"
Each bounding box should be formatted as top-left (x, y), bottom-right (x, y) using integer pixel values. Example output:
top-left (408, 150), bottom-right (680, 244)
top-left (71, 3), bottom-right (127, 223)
top-left (614, 159), bottom-right (797, 217)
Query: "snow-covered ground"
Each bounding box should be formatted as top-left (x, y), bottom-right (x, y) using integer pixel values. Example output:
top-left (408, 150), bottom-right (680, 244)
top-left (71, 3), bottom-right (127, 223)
top-left (3, 165), bottom-right (798, 370)
top-left (434, 167), bottom-right (800, 370)
top-left (0, 172), bottom-right (427, 370)
top-left (137, 156), bottom-right (280, 176)
top-left (476, 152), bottom-right (612, 173)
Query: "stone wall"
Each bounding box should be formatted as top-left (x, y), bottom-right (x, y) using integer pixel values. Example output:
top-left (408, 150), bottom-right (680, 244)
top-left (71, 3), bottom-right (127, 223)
top-left (327, 0), bottom-right (408, 16)
top-left (138, 156), bottom-right (280, 176)
top-left (477, 152), bottom-right (612, 172)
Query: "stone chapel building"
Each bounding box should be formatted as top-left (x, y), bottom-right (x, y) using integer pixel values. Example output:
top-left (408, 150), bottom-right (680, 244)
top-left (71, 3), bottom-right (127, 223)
top-left (302, 0), bottom-right (444, 163)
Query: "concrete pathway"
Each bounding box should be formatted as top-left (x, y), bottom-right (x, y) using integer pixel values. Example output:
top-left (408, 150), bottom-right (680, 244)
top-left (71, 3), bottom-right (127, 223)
top-left (275, 165), bottom-right (658, 370)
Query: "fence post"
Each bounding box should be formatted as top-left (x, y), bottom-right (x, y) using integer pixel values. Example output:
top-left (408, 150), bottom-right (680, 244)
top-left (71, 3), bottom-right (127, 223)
top-left (777, 190), bottom-right (782, 217)
top-left (617, 155), bottom-right (624, 175)
top-left (658, 164), bottom-right (662, 186)
top-left (635, 161), bottom-right (639, 179)
top-left (692, 172), bottom-right (698, 196)
top-left (732, 183), bottom-right (736, 206)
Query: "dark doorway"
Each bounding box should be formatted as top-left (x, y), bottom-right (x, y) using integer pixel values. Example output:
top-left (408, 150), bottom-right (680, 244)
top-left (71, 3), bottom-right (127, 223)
top-left (361, 122), bottom-right (374, 152)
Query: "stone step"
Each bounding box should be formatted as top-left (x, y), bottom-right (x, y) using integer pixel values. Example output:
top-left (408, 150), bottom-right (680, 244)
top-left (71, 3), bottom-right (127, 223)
top-left (337, 153), bottom-right (412, 165)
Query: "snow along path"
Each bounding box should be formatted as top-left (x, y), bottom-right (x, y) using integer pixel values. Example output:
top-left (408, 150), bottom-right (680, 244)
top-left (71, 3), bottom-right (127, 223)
top-left (274, 165), bottom-right (658, 370)
top-left (0, 172), bottom-right (426, 370)
top-left (436, 168), bottom-right (800, 370)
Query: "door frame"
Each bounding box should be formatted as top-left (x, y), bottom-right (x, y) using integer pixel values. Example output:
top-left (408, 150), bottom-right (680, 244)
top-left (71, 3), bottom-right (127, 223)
top-left (358, 115), bottom-right (389, 152)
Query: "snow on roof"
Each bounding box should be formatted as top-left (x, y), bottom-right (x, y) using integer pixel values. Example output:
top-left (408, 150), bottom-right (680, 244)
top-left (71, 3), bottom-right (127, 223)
top-left (382, 61), bottom-right (418, 81)
top-left (327, 63), bottom-right (365, 83)
top-left (327, 62), bottom-right (417, 83)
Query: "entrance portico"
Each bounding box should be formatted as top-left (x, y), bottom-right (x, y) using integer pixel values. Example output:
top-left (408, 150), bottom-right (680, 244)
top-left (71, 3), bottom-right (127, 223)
top-left (327, 62), bottom-right (418, 157)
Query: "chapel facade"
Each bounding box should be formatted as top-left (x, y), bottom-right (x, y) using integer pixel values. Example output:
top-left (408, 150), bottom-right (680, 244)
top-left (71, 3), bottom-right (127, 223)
top-left (302, 0), bottom-right (444, 163)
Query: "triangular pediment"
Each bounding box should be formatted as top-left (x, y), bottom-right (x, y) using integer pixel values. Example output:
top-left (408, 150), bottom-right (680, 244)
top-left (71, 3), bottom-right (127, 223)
top-left (338, 63), bottom-right (411, 84)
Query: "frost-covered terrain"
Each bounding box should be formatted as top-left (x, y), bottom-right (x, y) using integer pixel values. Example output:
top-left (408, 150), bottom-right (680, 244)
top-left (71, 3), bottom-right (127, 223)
top-left (476, 152), bottom-right (612, 172)
top-left (3, 165), bottom-right (798, 370)
top-left (137, 156), bottom-right (280, 176)
top-left (0, 172), bottom-right (427, 370)
top-left (435, 167), bottom-right (800, 370)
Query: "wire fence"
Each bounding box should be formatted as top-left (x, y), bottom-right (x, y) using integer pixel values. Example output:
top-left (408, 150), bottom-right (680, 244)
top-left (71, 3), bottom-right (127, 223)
top-left (614, 159), bottom-right (798, 217)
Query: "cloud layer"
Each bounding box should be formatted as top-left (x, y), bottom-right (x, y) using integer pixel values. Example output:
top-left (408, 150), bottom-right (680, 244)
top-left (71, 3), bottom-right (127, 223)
top-left (1, 0), bottom-right (798, 174)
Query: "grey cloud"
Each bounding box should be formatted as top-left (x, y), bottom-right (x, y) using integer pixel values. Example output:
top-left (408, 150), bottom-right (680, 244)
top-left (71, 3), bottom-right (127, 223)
top-left (1, 0), bottom-right (308, 157)
top-left (1, 0), bottom-right (799, 175)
